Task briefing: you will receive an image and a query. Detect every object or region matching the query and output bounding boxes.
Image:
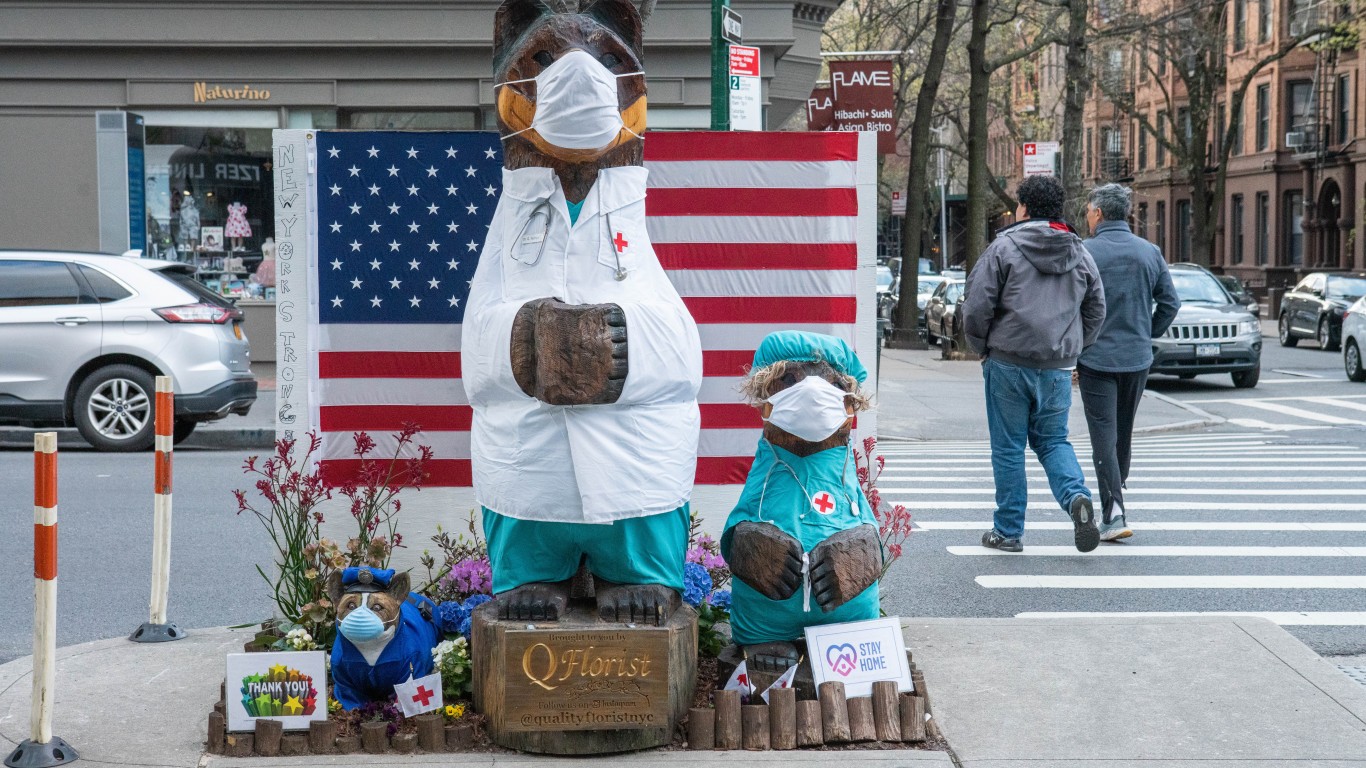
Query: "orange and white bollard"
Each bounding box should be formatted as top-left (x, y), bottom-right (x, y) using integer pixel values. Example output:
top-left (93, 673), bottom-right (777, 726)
top-left (4, 432), bottom-right (78, 768)
top-left (130, 376), bottom-right (184, 643)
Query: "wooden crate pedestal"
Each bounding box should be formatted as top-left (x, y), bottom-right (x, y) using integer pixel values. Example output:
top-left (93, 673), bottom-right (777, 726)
top-left (471, 601), bottom-right (697, 755)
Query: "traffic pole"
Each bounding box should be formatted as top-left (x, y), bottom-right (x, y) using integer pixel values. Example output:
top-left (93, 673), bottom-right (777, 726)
top-left (710, 0), bottom-right (730, 130)
top-left (4, 432), bottom-right (78, 768)
top-left (130, 376), bottom-right (184, 643)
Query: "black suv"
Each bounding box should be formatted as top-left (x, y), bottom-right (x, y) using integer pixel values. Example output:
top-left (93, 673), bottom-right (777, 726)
top-left (1278, 271), bottom-right (1366, 351)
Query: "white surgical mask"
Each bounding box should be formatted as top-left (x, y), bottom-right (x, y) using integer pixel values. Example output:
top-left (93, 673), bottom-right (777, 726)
top-left (496, 50), bottom-right (643, 150)
top-left (764, 376), bottom-right (851, 443)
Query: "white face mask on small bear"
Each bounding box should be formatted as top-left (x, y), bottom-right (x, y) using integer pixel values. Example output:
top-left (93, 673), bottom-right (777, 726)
top-left (496, 50), bottom-right (643, 150)
top-left (764, 376), bottom-right (852, 444)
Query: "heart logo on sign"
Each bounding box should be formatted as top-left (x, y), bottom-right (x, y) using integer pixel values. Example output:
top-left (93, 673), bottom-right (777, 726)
top-left (826, 643), bottom-right (858, 677)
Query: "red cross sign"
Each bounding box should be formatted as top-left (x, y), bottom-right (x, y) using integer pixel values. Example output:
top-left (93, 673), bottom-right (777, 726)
top-left (613, 231), bottom-right (629, 253)
top-left (812, 491), bottom-right (836, 515)
top-left (412, 685), bottom-right (435, 707)
top-left (1024, 142), bottom-right (1037, 155)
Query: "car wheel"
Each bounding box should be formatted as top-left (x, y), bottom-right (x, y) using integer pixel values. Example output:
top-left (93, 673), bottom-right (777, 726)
top-left (1231, 364), bottom-right (1260, 389)
top-left (1346, 341), bottom-right (1366, 382)
top-left (173, 418), bottom-right (197, 445)
top-left (1318, 317), bottom-right (1340, 351)
top-left (1278, 314), bottom-right (1298, 347)
top-left (73, 364), bottom-right (156, 451)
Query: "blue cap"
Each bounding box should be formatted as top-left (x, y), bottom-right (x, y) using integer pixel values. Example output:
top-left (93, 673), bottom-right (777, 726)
top-left (341, 567), bottom-right (395, 593)
top-left (752, 331), bottom-right (868, 384)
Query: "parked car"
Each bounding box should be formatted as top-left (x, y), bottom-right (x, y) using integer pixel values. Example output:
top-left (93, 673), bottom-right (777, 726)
top-left (878, 274), bottom-right (947, 338)
top-left (1151, 263), bottom-right (1262, 388)
top-left (1278, 271), bottom-right (1366, 351)
top-left (876, 265), bottom-right (895, 300)
top-left (1343, 297), bottom-right (1366, 382)
top-left (924, 276), bottom-right (965, 346)
top-left (0, 250), bottom-right (257, 450)
top-left (1216, 274), bottom-right (1261, 318)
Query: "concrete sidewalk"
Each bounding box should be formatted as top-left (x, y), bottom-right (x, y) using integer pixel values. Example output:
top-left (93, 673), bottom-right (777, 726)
top-left (3, 617), bottom-right (1364, 767)
top-left (875, 345), bottom-right (1221, 442)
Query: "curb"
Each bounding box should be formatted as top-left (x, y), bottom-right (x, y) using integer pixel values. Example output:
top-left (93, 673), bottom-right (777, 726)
top-left (0, 427), bottom-right (275, 451)
top-left (1134, 390), bottom-right (1226, 434)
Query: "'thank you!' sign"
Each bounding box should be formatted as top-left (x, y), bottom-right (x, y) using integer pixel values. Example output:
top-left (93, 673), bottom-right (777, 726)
top-left (804, 617), bottom-right (912, 698)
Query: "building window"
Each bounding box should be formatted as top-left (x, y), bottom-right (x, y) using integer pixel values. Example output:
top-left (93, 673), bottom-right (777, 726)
top-left (1086, 127), bottom-right (1093, 177)
top-left (1137, 202), bottom-right (1149, 238)
top-left (1256, 84), bottom-right (1270, 150)
top-left (1230, 194), bottom-right (1245, 264)
top-left (1216, 103), bottom-right (1227, 158)
top-left (1137, 121), bottom-right (1148, 169)
top-left (1234, 0), bottom-right (1247, 50)
top-left (1338, 74), bottom-right (1351, 145)
top-left (1287, 80), bottom-right (1313, 135)
top-left (1156, 111), bottom-right (1167, 166)
top-left (1231, 101), bottom-right (1244, 155)
top-left (1176, 200), bottom-right (1192, 261)
top-left (1284, 190), bottom-right (1304, 265)
top-left (1255, 192), bottom-right (1270, 265)
top-left (1178, 107), bottom-right (1193, 141)
top-left (1259, 0), bottom-right (1272, 42)
top-left (343, 111), bottom-right (479, 130)
top-left (1156, 200), bottom-right (1167, 253)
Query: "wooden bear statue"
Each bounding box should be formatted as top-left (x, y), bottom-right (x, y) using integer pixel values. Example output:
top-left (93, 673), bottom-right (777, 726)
top-left (462, 0), bottom-right (703, 627)
top-left (721, 331), bottom-right (883, 674)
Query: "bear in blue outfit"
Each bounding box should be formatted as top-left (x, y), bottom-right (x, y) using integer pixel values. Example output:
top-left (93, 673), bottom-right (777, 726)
top-left (326, 567), bottom-right (440, 710)
top-left (721, 332), bottom-right (882, 675)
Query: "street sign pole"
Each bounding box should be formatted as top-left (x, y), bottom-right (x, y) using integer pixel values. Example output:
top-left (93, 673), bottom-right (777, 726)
top-left (932, 123), bottom-right (950, 273)
top-left (710, 0), bottom-right (730, 130)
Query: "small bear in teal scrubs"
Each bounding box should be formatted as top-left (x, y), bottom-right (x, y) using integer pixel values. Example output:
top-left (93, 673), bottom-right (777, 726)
top-left (721, 331), bottom-right (882, 673)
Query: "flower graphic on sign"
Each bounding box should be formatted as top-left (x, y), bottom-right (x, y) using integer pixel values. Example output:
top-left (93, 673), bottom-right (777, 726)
top-left (240, 664), bottom-right (319, 717)
top-left (826, 643), bottom-right (858, 677)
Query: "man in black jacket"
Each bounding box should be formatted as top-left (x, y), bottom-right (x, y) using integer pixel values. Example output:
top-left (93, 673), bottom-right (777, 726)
top-left (962, 175), bottom-right (1107, 553)
top-left (1079, 184), bottom-right (1180, 541)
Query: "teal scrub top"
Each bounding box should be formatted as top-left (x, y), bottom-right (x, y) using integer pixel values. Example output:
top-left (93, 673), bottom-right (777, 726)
top-left (720, 440), bottom-right (881, 645)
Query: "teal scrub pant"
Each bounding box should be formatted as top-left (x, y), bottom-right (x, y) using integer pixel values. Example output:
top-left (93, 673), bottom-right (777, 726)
top-left (482, 505), bottom-right (689, 595)
top-left (729, 579), bottom-right (879, 646)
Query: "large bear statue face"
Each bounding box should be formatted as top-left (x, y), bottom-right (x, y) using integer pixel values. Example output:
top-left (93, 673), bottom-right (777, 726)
top-left (493, 0), bottom-right (647, 166)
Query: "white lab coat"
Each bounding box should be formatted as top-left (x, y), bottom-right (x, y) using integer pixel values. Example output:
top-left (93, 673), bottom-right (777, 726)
top-left (463, 166), bottom-right (703, 523)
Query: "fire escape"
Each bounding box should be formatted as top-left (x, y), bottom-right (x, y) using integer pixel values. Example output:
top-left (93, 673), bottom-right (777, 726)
top-left (1099, 46), bottom-right (1133, 182)
top-left (1288, 0), bottom-right (1349, 268)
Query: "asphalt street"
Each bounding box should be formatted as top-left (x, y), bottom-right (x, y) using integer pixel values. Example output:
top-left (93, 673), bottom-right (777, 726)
top-left (882, 330), bottom-right (1366, 659)
top-left (0, 326), bottom-right (1361, 664)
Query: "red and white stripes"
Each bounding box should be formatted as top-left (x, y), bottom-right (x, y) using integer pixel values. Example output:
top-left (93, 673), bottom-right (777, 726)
top-left (31, 432), bottom-right (58, 745)
top-left (150, 377), bottom-right (173, 626)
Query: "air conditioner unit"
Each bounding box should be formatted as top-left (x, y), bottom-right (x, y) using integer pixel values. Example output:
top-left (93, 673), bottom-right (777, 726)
top-left (1285, 131), bottom-right (1308, 149)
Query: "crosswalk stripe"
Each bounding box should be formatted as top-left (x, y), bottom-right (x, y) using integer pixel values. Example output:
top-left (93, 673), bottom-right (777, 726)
top-left (1014, 611), bottom-right (1366, 626)
top-left (950, 546), bottom-right (1366, 557)
top-left (976, 575), bottom-right (1366, 588)
top-left (1224, 400), bottom-right (1366, 425)
top-left (1185, 394), bottom-right (1366, 404)
top-left (914, 521), bottom-right (1366, 531)
top-left (884, 487), bottom-right (1359, 496)
top-left (894, 501), bottom-right (1366, 511)
top-left (1302, 397), bottom-right (1366, 413)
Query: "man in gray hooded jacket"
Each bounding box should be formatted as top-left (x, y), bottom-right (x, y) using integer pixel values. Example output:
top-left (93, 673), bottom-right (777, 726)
top-left (962, 175), bottom-right (1106, 553)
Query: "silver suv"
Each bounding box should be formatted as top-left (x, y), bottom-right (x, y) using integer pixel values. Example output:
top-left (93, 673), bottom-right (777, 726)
top-left (1151, 263), bottom-right (1262, 388)
top-left (0, 251), bottom-right (256, 450)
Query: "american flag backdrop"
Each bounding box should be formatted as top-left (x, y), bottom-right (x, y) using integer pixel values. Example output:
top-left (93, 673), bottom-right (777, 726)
top-left (280, 129), bottom-right (875, 487)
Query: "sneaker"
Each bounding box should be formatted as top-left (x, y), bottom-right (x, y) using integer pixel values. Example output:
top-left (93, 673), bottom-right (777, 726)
top-left (981, 530), bottom-right (1023, 553)
top-left (1100, 515), bottom-right (1133, 542)
top-left (1070, 495), bottom-right (1100, 553)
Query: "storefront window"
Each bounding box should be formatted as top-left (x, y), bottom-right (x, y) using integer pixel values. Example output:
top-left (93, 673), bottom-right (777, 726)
top-left (344, 111), bottom-right (478, 130)
top-left (143, 126), bottom-right (274, 297)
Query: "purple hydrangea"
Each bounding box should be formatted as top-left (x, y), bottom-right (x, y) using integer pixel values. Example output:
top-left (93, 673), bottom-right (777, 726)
top-left (440, 557), bottom-right (492, 599)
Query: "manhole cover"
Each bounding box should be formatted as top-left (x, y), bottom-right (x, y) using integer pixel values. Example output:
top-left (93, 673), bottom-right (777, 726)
top-left (1338, 665), bottom-right (1366, 688)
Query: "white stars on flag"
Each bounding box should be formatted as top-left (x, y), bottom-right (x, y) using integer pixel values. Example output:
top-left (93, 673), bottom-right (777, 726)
top-left (445, 147), bottom-right (458, 158)
top-left (389, 240), bottom-right (401, 252)
top-left (389, 277), bottom-right (402, 289)
top-left (427, 240), bottom-right (440, 252)
top-left (485, 185), bottom-right (498, 196)
top-left (369, 258), bottom-right (382, 270)
top-left (388, 203), bottom-right (401, 214)
top-left (331, 259), bottom-right (343, 270)
top-left (465, 165), bottom-right (478, 177)
top-left (406, 147), bottom-right (419, 159)
top-left (350, 277), bottom-right (363, 289)
top-left (407, 184), bottom-right (420, 196)
top-left (408, 258), bottom-right (422, 270)
top-left (466, 203), bottom-right (479, 215)
top-left (327, 146), bottom-right (341, 158)
top-left (348, 165), bottom-right (361, 177)
top-left (367, 146), bottom-right (380, 158)
top-left (349, 203), bottom-right (362, 214)
top-left (427, 203), bottom-right (440, 215)
top-left (409, 296), bottom-right (422, 307)
top-left (466, 240), bottom-right (479, 251)
top-left (387, 165), bottom-right (400, 177)
top-left (370, 296), bottom-right (382, 307)
top-left (426, 166), bottom-right (439, 177)
top-left (332, 296), bottom-right (344, 307)
top-left (446, 185), bottom-right (459, 196)
top-left (329, 221), bottom-right (342, 233)
top-left (369, 221), bottom-right (382, 233)
top-left (350, 240), bottom-right (362, 252)
top-left (330, 184), bottom-right (342, 195)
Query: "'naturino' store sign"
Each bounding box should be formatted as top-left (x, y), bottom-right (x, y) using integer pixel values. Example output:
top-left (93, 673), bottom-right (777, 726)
top-left (124, 80), bottom-right (337, 107)
top-left (194, 82), bottom-right (272, 103)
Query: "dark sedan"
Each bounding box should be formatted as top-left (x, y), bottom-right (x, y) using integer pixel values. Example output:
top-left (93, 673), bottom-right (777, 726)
top-left (1278, 271), bottom-right (1366, 351)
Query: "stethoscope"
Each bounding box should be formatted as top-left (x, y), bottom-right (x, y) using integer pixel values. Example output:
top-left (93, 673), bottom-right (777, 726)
top-left (509, 186), bottom-right (629, 281)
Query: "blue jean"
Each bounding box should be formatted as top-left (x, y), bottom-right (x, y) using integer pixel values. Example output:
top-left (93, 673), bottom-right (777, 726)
top-left (983, 358), bottom-right (1090, 540)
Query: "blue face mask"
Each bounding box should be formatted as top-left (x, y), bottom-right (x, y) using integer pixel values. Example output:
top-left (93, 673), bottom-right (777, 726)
top-left (339, 598), bottom-right (386, 643)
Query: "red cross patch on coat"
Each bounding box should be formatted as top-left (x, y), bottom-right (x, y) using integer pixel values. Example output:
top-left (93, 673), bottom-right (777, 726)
top-left (811, 491), bottom-right (837, 515)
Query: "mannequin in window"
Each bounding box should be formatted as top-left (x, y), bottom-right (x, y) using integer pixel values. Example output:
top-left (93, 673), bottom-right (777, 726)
top-left (225, 201), bottom-right (252, 252)
top-left (178, 194), bottom-right (200, 250)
